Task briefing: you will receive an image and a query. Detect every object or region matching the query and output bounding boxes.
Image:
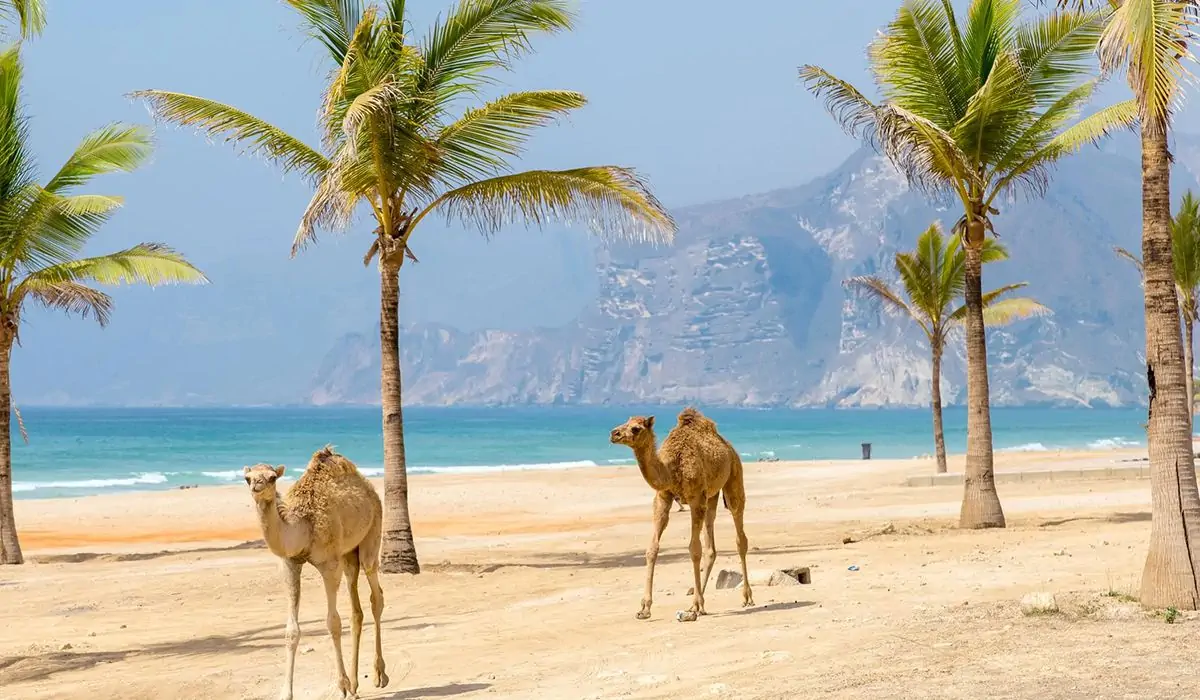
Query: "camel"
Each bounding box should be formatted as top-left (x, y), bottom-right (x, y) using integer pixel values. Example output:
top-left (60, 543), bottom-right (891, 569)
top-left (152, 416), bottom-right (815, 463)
top-left (609, 407), bottom-right (753, 620)
top-left (243, 446), bottom-right (389, 700)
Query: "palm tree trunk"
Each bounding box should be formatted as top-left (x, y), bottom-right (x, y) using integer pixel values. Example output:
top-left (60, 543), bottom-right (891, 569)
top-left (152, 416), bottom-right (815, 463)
top-left (378, 263), bottom-right (419, 574)
top-left (1186, 315), bottom-right (1195, 436)
top-left (931, 344), bottom-right (948, 475)
top-left (0, 333), bottom-right (23, 565)
top-left (958, 240), bottom-right (1005, 528)
top-left (1140, 125), bottom-right (1200, 609)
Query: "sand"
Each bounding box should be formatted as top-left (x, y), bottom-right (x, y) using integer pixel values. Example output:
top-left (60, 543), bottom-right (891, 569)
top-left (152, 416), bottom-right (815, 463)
top-left (2, 446), bottom-right (1197, 700)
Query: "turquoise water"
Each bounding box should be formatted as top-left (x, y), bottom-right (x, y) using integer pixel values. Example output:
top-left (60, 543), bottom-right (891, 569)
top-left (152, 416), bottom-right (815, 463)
top-left (9, 406), bottom-right (1147, 499)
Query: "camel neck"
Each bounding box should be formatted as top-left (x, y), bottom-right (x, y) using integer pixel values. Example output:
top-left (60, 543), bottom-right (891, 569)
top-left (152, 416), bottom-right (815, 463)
top-left (254, 496), bottom-right (296, 558)
top-left (633, 435), bottom-right (673, 493)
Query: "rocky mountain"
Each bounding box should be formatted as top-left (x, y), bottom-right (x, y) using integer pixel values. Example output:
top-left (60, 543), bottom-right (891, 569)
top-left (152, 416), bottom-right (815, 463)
top-left (308, 140), bottom-right (1200, 408)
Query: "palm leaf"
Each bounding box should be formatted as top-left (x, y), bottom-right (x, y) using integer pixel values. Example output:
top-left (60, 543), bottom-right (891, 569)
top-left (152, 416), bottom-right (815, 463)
top-left (131, 90), bottom-right (329, 181)
top-left (799, 65), bottom-right (883, 148)
top-left (979, 297), bottom-right (1053, 325)
top-left (418, 0), bottom-right (573, 103)
top-left (412, 166), bottom-right (675, 244)
top-left (21, 277), bottom-right (113, 325)
top-left (19, 243), bottom-right (209, 290)
top-left (0, 0), bottom-right (45, 39)
top-left (846, 275), bottom-right (928, 336)
top-left (435, 90), bottom-right (587, 182)
top-left (1114, 245), bottom-right (1145, 274)
top-left (44, 124), bottom-right (152, 194)
top-left (284, 0), bottom-right (365, 63)
top-left (1098, 0), bottom-right (1197, 131)
top-left (868, 0), bottom-right (968, 129)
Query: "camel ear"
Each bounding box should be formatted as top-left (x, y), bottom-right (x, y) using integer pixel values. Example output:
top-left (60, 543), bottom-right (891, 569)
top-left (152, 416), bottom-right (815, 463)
top-left (242, 466), bottom-right (251, 476)
top-left (645, 416), bottom-right (654, 430)
top-left (274, 465), bottom-right (286, 478)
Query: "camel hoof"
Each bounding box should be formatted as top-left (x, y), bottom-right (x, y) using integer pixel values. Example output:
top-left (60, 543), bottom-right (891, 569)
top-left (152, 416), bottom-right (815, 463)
top-left (635, 610), bottom-right (652, 620)
top-left (374, 670), bottom-right (390, 688)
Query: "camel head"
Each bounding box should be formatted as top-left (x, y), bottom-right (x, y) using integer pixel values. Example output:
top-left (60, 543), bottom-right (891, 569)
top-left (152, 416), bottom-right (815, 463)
top-left (243, 463), bottom-right (286, 500)
top-left (610, 415), bottom-right (655, 447)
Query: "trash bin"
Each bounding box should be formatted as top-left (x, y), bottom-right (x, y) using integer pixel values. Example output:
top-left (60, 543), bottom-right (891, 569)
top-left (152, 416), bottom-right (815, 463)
top-left (861, 442), bottom-right (872, 460)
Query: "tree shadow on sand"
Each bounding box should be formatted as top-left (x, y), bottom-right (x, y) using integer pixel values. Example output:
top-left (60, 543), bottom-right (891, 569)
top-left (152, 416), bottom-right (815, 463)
top-left (1038, 512), bottom-right (1150, 528)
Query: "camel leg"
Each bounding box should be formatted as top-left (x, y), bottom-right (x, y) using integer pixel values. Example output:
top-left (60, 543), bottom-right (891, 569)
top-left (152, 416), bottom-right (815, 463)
top-left (698, 494), bottom-right (719, 596)
top-left (726, 489), bottom-right (754, 608)
top-left (637, 492), bottom-right (673, 620)
top-left (686, 501), bottom-right (707, 616)
top-left (279, 558), bottom-right (302, 700)
top-left (342, 551), bottom-right (363, 696)
top-left (318, 561), bottom-right (354, 698)
top-left (359, 537), bottom-right (389, 688)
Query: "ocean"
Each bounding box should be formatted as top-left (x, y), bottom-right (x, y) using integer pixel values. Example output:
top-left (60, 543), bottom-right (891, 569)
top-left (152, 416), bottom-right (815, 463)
top-left (8, 406), bottom-right (1147, 500)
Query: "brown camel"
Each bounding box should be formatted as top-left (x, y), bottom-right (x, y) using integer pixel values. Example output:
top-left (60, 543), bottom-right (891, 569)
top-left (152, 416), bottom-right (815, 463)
top-left (610, 408), bottom-right (753, 620)
top-left (243, 446), bottom-right (389, 700)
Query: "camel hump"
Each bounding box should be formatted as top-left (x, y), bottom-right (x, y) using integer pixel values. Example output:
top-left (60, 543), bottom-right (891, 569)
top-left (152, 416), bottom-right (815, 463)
top-left (307, 445), bottom-right (358, 476)
top-left (676, 407), bottom-right (716, 430)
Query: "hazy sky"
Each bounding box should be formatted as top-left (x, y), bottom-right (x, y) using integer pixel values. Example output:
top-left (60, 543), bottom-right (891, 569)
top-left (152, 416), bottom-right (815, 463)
top-left (13, 1), bottom-right (1200, 404)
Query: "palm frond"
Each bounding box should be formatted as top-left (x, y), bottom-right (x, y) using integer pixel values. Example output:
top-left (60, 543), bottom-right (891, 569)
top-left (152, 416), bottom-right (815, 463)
top-left (868, 0), bottom-right (968, 129)
top-left (846, 275), bottom-right (926, 332)
top-left (284, 0), bottom-right (365, 63)
top-left (21, 277), bottom-right (113, 325)
top-left (413, 166), bottom-right (675, 244)
top-left (131, 90), bottom-right (329, 181)
top-left (1098, 0), bottom-right (1197, 131)
top-left (979, 296), bottom-right (1053, 325)
top-left (799, 65), bottom-right (883, 146)
top-left (435, 90), bottom-right (587, 182)
top-left (19, 243), bottom-right (209, 290)
top-left (1113, 245), bottom-right (1145, 274)
top-left (0, 0), bottom-right (45, 39)
top-left (292, 149), bottom-right (378, 255)
top-left (44, 124), bottom-right (152, 194)
top-left (418, 0), bottom-right (573, 103)
top-left (1017, 7), bottom-right (1109, 108)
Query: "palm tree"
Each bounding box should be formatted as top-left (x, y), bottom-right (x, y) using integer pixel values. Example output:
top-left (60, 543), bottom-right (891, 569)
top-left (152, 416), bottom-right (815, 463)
top-left (0, 46), bottom-right (207, 564)
top-left (133, 0), bottom-right (676, 574)
top-left (1115, 190), bottom-right (1200, 434)
top-left (1050, 0), bottom-right (1200, 612)
top-left (848, 223), bottom-right (1049, 474)
top-left (801, 0), bottom-right (1135, 529)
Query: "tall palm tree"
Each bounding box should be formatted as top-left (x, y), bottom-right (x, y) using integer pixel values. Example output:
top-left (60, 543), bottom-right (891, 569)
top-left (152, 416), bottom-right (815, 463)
top-left (133, 0), bottom-right (676, 574)
top-left (848, 223), bottom-right (1049, 474)
top-left (801, 0), bottom-right (1135, 529)
top-left (1115, 190), bottom-right (1200, 434)
top-left (0, 45), bottom-right (207, 564)
top-left (1065, 0), bottom-right (1200, 607)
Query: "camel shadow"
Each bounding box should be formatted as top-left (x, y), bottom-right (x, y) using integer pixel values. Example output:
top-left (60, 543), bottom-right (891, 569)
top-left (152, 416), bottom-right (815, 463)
top-left (0, 617), bottom-right (431, 686)
top-left (374, 683), bottom-right (490, 699)
top-left (447, 542), bottom-right (828, 573)
top-left (715, 600), bottom-right (816, 617)
top-left (31, 539), bottom-right (266, 565)
top-left (1038, 511), bottom-right (1150, 528)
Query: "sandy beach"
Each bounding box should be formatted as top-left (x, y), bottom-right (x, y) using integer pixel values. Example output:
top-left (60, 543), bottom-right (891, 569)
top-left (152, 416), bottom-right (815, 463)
top-left (2, 447), bottom-right (1196, 699)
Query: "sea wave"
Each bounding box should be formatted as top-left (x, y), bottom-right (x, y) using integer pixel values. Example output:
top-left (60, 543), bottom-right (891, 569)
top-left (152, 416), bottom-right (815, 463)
top-left (12, 472), bottom-right (168, 493)
top-left (1087, 437), bottom-right (1140, 450)
top-left (999, 442), bottom-right (1049, 453)
top-left (410, 460), bottom-right (600, 475)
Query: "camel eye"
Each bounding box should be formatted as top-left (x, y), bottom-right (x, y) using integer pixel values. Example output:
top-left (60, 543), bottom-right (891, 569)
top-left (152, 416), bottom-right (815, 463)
top-left (244, 476), bottom-right (252, 485)
top-left (630, 425), bottom-right (641, 434)
top-left (267, 473), bottom-right (277, 482)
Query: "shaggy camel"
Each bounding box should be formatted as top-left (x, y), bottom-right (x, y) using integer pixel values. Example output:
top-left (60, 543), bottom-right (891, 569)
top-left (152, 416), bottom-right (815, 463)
top-left (243, 446), bottom-right (389, 700)
top-left (610, 408), bottom-right (753, 620)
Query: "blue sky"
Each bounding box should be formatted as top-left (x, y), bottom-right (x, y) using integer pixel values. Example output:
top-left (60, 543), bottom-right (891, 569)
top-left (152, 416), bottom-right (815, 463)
top-left (12, 1), bottom-right (1198, 404)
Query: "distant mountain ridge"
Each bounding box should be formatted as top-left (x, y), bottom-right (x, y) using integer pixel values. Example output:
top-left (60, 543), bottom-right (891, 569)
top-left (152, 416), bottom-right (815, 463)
top-left (308, 138), bottom-right (1200, 408)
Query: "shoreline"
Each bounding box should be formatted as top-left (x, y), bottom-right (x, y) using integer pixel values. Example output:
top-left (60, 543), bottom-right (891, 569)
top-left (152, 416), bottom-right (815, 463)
top-left (10, 446), bottom-right (1147, 556)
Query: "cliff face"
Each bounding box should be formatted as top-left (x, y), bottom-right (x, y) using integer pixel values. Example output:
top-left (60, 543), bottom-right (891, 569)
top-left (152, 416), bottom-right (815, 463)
top-left (309, 144), bottom-right (1167, 408)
